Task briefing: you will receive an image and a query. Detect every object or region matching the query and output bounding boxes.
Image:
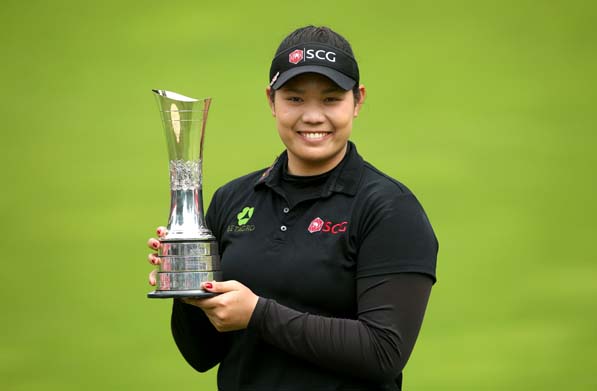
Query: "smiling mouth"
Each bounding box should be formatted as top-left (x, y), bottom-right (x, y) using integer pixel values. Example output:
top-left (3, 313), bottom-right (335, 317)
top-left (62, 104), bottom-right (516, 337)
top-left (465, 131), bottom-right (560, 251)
top-left (298, 131), bottom-right (332, 140)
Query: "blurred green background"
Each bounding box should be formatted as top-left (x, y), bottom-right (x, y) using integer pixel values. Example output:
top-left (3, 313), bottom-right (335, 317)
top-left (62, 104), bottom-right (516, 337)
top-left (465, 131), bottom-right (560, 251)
top-left (1, 0), bottom-right (595, 389)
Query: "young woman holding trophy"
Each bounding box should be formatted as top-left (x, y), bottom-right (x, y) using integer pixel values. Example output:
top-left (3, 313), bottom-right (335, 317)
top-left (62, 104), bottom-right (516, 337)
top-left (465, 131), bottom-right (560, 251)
top-left (147, 26), bottom-right (438, 390)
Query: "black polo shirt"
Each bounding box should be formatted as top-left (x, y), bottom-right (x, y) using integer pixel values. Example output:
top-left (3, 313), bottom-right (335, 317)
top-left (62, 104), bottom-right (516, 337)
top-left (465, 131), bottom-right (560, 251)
top-left (171, 142), bottom-right (438, 390)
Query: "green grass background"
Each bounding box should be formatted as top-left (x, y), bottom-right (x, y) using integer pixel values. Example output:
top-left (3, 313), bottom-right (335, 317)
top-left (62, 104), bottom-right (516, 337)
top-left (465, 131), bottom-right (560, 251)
top-left (1, 0), bottom-right (595, 389)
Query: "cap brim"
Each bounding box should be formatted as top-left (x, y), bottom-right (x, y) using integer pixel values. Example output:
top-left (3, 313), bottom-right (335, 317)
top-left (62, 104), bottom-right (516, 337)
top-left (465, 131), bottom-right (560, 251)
top-left (272, 65), bottom-right (356, 90)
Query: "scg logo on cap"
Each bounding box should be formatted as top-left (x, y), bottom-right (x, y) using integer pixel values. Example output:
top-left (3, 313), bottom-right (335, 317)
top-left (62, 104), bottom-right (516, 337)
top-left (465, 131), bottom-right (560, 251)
top-left (289, 49), bottom-right (304, 64)
top-left (289, 48), bottom-right (337, 65)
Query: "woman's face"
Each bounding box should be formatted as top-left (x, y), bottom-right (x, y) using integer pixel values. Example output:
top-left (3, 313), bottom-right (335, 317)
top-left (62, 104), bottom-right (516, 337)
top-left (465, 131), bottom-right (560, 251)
top-left (267, 73), bottom-right (366, 176)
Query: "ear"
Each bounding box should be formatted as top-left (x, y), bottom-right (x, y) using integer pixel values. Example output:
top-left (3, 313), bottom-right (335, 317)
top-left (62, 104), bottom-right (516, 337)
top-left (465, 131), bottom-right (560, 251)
top-left (266, 87), bottom-right (275, 117)
top-left (353, 85), bottom-right (366, 117)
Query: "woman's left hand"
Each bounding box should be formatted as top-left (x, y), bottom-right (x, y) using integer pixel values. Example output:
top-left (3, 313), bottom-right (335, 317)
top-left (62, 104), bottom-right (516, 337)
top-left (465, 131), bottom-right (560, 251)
top-left (183, 280), bottom-right (259, 332)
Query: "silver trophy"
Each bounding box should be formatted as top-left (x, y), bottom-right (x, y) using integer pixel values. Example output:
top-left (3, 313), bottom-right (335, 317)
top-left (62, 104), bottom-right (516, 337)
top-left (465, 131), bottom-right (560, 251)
top-left (147, 90), bottom-right (221, 299)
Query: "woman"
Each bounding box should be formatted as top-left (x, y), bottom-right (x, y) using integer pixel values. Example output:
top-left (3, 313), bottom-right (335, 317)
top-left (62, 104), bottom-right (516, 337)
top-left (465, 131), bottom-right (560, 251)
top-left (147, 25), bottom-right (438, 391)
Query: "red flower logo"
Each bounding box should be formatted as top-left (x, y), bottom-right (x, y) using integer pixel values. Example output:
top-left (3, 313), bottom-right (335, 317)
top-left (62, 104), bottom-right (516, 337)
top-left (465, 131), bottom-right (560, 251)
top-left (289, 49), bottom-right (304, 64)
top-left (308, 217), bottom-right (324, 233)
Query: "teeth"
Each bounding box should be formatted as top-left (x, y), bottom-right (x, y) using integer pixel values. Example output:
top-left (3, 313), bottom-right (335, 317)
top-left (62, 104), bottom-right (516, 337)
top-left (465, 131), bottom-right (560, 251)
top-left (302, 132), bottom-right (328, 139)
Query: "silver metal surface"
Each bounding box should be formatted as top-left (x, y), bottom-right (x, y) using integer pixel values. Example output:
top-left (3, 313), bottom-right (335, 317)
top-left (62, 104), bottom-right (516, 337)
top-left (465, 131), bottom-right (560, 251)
top-left (158, 240), bottom-right (219, 257)
top-left (157, 271), bottom-right (222, 291)
top-left (152, 90), bottom-right (213, 241)
top-left (149, 90), bottom-right (221, 299)
top-left (159, 255), bottom-right (221, 272)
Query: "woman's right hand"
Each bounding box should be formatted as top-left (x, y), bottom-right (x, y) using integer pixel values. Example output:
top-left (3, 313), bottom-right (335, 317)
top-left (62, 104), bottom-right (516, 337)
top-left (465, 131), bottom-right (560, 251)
top-left (147, 226), bottom-right (168, 286)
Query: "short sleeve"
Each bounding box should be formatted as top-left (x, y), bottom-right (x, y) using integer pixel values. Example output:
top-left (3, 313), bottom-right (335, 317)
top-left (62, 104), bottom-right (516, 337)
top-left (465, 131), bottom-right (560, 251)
top-left (356, 192), bottom-right (438, 282)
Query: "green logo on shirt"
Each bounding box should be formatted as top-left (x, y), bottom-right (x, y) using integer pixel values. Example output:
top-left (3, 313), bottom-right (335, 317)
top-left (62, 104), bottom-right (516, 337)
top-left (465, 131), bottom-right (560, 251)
top-left (237, 206), bottom-right (254, 226)
top-left (227, 206), bottom-right (256, 233)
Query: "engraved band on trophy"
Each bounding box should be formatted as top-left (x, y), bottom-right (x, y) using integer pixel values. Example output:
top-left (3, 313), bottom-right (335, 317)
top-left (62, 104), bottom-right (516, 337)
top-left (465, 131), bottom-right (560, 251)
top-left (147, 90), bottom-right (221, 298)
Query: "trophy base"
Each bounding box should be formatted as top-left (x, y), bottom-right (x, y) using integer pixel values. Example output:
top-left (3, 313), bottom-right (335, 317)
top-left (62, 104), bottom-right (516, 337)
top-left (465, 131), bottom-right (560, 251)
top-left (147, 290), bottom-right (218, 299)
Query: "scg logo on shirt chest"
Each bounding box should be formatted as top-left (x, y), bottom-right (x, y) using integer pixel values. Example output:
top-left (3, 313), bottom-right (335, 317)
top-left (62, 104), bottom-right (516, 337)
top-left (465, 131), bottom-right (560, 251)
top-left (308, 217), bottom-right (348, 235)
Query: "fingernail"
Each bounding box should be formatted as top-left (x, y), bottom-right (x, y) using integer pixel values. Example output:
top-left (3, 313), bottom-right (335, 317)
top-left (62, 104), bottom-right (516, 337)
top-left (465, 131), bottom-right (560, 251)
top-left (204, 282), bottom-right (213, 289)
top-left (157, 227), bottom-right (165, 236)
top-left (152, 241), bottom-right (159, 249)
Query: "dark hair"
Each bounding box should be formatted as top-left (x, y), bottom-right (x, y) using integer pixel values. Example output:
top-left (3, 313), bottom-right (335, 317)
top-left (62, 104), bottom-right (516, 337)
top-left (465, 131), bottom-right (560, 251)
top-left (269, 25), bottom-right (361, 103)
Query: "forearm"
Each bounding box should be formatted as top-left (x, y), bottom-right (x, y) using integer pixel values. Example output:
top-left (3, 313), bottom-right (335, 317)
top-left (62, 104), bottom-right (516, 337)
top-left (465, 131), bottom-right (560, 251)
top-left (171, 299), bottom-right (228, 372)
top-left (249, 299), bottom-right (400, 380)
top-left (248, 273), bottom-right (433, 381)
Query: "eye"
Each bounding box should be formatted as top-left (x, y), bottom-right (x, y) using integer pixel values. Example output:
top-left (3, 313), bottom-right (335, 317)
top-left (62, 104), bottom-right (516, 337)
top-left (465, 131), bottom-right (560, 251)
top-left (286, 96), bottom-right (303, 103)
top-left (324, 96), bottom-right (342, 103)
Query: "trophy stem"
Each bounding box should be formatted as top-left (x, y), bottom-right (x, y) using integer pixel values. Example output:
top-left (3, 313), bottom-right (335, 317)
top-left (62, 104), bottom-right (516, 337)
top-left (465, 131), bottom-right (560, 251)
top-left (165, 159), bottom-right (212, 240)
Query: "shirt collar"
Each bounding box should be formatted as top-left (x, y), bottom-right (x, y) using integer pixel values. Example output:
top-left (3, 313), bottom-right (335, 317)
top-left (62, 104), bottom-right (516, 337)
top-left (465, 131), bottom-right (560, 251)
top-left (254, 141), bottom-right (364, 197)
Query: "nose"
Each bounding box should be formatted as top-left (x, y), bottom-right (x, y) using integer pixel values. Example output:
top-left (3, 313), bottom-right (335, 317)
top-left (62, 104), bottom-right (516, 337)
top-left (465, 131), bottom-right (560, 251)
top-left (301, 104), bottom-right (325, 124)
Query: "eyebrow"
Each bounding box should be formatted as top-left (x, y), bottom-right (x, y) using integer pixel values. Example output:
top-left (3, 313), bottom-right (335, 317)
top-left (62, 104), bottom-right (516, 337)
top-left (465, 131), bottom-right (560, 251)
top-left (323, 86), bottom-right (345, 93)
top-left (282, 86), bottom-right (345, 94)
top-left (283, 87), bottom-right (305, 93)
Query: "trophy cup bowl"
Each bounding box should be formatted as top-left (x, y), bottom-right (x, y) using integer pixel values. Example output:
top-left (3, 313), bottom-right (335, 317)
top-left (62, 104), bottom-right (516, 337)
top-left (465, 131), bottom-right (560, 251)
top-left (147, 90), bottom-right (221, 298)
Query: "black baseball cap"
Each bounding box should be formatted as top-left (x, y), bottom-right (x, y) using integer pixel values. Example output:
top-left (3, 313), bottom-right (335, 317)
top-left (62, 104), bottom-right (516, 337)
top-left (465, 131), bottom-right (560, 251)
top-left (269, 42), bottom-right (360, 90)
